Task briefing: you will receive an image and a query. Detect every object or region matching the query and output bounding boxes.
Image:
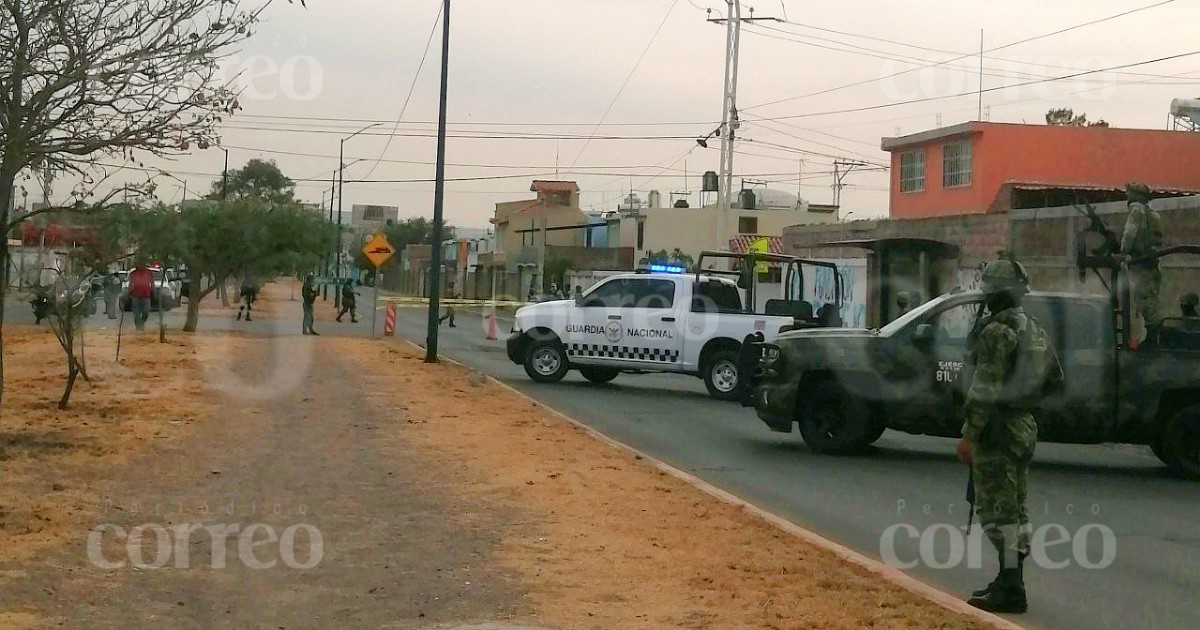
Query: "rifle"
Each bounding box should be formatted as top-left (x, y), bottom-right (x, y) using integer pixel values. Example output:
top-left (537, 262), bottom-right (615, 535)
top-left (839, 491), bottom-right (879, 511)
top-left (1072, 202), bottom-right (1122, 283)
top-left (966, 468), bottom-right (975, 531)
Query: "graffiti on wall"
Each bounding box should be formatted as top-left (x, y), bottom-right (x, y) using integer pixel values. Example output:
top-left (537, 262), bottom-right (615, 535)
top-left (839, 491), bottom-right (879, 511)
top-left (802, 259), bottom-right (869, 328)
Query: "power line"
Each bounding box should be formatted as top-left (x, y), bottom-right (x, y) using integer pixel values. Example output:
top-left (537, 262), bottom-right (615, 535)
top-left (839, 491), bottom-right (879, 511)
top-left (361, 1), bottom-right (443, 180)
top-left (568, 0), bottom-right (680, 169)
top-left (742, 21), bottom-right (1197, 87)
top-left (754, 49), bottom-right (1200, 121)
top-left (217, 123), bottom-right (702, 140)
top-left (220, 142), bottom-right (689, 171)
top-left (744, 0), bottom-right (1181, 112)
top-left (770, 17), bottom-right (1191, 82)
top-left (232, 112), bottom-right (718, 128)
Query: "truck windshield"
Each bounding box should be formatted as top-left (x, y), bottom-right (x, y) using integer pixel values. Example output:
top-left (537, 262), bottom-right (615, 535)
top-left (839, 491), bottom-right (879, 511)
top-left (876, 294), bottom-right (950, 336)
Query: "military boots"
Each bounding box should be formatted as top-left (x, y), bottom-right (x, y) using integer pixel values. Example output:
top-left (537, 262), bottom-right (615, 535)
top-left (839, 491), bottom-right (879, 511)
top-left (968, 552), bottom-right (1028, 614)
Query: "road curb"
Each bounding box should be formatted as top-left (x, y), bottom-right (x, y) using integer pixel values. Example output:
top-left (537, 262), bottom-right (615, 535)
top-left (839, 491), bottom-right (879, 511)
top-left (401, 340), bottom-right (1021, 630)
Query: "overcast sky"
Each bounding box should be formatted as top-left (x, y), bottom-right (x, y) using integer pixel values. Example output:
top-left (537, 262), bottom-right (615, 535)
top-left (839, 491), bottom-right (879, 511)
top-left (88, 0), bottom-right (1200, 227)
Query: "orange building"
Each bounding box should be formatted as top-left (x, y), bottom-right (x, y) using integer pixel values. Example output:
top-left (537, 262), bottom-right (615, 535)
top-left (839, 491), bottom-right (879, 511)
top-left (881, 122), bottom-right (1200, 219)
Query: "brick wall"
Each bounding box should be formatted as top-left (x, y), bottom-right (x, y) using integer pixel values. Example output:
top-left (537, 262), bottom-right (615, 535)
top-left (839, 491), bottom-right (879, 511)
top-left (782, 195), bottom-right (1200, 320)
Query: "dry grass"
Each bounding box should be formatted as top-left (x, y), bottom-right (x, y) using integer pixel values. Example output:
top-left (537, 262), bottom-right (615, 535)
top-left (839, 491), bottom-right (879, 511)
top-left (342, 340), bottom-right (994, 630)
top-left (0, 326), bottom-right (215, 566)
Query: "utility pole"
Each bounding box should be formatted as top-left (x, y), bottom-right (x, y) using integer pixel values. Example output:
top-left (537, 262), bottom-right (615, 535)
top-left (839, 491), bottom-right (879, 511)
top-left (537, 217), bottom-right (547, 295)
top-left (425, 0), bottom-right (452, 363)
top-left (707, 3), bottom-right (779, 252)
top-left (325, 171), bottom-right (335, 300)
top-left (221, 148), bottom-right (229, 201)
top-left (832, 159), bottom-right (870, 208)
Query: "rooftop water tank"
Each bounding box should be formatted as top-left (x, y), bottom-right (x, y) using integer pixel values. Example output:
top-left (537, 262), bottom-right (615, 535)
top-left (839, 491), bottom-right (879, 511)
top-left (1170, 98), bottom-right (1200, 119)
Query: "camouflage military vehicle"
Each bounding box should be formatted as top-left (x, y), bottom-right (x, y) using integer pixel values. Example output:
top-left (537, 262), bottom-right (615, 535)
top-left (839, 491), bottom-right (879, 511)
top-left (743, 211), bottom-right (1200, 479)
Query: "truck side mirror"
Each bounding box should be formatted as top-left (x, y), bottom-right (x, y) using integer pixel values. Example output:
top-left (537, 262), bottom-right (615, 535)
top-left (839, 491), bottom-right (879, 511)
top-left (913, 323), bottom-right (934, 346)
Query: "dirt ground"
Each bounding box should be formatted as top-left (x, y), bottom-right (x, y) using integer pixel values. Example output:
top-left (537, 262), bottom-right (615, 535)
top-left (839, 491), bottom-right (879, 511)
top-left (0, 315), bottom-right (994, 629)
top-left (1, 326), bottom-right (525, 628)
top-left (343, 341), bottom-right (993, 630)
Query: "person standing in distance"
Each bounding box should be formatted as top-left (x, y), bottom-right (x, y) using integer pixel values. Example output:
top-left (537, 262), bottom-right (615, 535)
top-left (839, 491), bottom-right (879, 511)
top-left (957, 256), bottom-right (1057, 614)
top-left (127, 262), bottom-right (155, 331)
top-left (1120, 182), bottom-right (1163, 343)
top-left (301, 273), bottom-right (320, 335)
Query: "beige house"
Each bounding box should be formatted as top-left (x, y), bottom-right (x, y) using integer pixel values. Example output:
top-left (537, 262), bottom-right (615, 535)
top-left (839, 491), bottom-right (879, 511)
top-left (486, 180), bottom-right (594, 297)
top-left (610, 189), bottom-right (840, 264)
top-left (491, 180), bottom-right (588, 268)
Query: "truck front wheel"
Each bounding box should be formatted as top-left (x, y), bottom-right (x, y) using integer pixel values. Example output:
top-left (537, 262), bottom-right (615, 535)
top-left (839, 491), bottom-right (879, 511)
top-left (798, 379), bottom-right (874, 454)
top-left (1159, 405), bottom-right (1200, 480)
top-left (703, 349), bottom-right (742, 401)
top-left (524, 339), bottom-right (569, 383)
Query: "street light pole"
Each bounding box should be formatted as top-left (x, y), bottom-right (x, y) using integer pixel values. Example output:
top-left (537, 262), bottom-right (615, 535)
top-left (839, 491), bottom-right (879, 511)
top-left (325, 170), bottom-right (335, 300)
top-left (337, 123), bottom-right (383, 310)
top-left (425, 0), bottom-right (451, 363)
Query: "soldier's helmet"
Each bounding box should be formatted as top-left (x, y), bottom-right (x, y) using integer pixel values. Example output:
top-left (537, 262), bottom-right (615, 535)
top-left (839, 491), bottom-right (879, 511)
top-left (896, 291), bottom-right (910, 306)
top-left (1126, 182), bottom-right (1152, 203)
top-left (980, 258), bottom-right (1030, 296)
top-left (1182, 293), bottom-right (1199, 308)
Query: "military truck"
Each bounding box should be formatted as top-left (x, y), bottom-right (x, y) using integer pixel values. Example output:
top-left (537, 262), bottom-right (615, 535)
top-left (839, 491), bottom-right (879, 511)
top-left (744, 210), bottom-right (1200, 479)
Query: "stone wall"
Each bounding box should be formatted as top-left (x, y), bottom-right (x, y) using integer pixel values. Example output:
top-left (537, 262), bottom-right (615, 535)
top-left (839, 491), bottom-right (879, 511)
top-left (782, 194), bottom-right (1200, 323)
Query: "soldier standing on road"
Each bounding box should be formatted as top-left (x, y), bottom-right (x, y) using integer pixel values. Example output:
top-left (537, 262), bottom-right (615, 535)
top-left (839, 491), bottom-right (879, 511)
top-left (1180, 293), bottom-right (1198, 318)
top-left (301, 273), bottom-right (320, 335)
top-left (957, 256), bottom-right (1055, 615)
top-left (438, 282), bottom-right (458, 328)
top-left (1120, 182), bottom-right (1163, 343)
top-left (336, 278), bottom-right (359, 323)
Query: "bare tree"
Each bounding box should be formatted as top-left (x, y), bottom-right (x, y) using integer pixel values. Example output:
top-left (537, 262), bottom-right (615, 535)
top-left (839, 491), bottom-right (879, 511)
top-left (0, 0), bottom-right (301, 405)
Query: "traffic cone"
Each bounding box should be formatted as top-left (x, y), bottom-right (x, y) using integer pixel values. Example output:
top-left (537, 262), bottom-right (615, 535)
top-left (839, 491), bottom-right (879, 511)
top-left (486, 305), bottom-right (498, 341)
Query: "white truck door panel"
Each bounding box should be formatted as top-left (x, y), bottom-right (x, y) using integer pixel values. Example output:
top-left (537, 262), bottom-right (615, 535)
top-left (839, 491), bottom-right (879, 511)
top-left (567, 277), bottom-right (683, 370)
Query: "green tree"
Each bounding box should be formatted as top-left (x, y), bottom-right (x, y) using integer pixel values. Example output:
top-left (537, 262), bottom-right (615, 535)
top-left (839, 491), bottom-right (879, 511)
top-left (207, 158), bottom-right (297, 204)
top-left (643, 247), bottom-right (695, 269)
top-left (0, 0), bottom-right (311, 406)
top-left (1045, 108), bottom-right (1109, 127)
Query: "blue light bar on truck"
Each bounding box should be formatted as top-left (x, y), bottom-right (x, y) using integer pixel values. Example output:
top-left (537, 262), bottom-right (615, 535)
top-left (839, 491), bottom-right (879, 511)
top-left (648, 263), bottom-right (686, 274)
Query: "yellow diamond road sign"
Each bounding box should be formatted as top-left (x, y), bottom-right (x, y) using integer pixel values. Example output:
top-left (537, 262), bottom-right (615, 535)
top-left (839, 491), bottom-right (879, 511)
top-left (362, 232), bottom-right (396, 269)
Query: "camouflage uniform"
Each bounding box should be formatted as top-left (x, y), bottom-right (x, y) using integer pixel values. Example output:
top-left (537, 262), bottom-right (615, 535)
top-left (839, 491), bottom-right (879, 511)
top-left (1121, 185), bottom-right (1163, 334)
top-left (962, 307), bottom-right (1037, 559)
top-left (959, 256), bottom-right (1048, 614)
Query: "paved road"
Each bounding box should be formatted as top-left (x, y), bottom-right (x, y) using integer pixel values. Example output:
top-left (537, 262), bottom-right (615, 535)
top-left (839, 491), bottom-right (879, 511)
top-left (389, 306), bottom-right (1199, 630)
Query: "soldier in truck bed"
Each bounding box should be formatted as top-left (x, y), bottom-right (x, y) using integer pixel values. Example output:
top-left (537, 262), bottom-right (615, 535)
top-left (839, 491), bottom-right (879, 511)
top-left (1120, 182), bottom-right (1163, 342)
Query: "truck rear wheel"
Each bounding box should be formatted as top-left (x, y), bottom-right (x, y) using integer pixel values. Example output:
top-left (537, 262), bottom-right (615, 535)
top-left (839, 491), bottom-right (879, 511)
top-left (1159, 404), bottom-right (1200, 480)
top-left (798, 379), bottom-right (874, 454)
top-left (579, 367), bottom-right (619, 384)
top-left (703, 349), bottom-right (741, 401)
top-left (524, 339), bottom-right (569, 383)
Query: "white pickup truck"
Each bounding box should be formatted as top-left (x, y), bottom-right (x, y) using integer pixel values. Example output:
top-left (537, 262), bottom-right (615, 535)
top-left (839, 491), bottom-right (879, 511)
top-left (506, 252), bottom-right (843, 400)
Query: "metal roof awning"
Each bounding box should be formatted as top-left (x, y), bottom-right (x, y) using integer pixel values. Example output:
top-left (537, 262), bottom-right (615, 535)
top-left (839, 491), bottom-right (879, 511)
top-left (820, 237), bottom-right (961, 257)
